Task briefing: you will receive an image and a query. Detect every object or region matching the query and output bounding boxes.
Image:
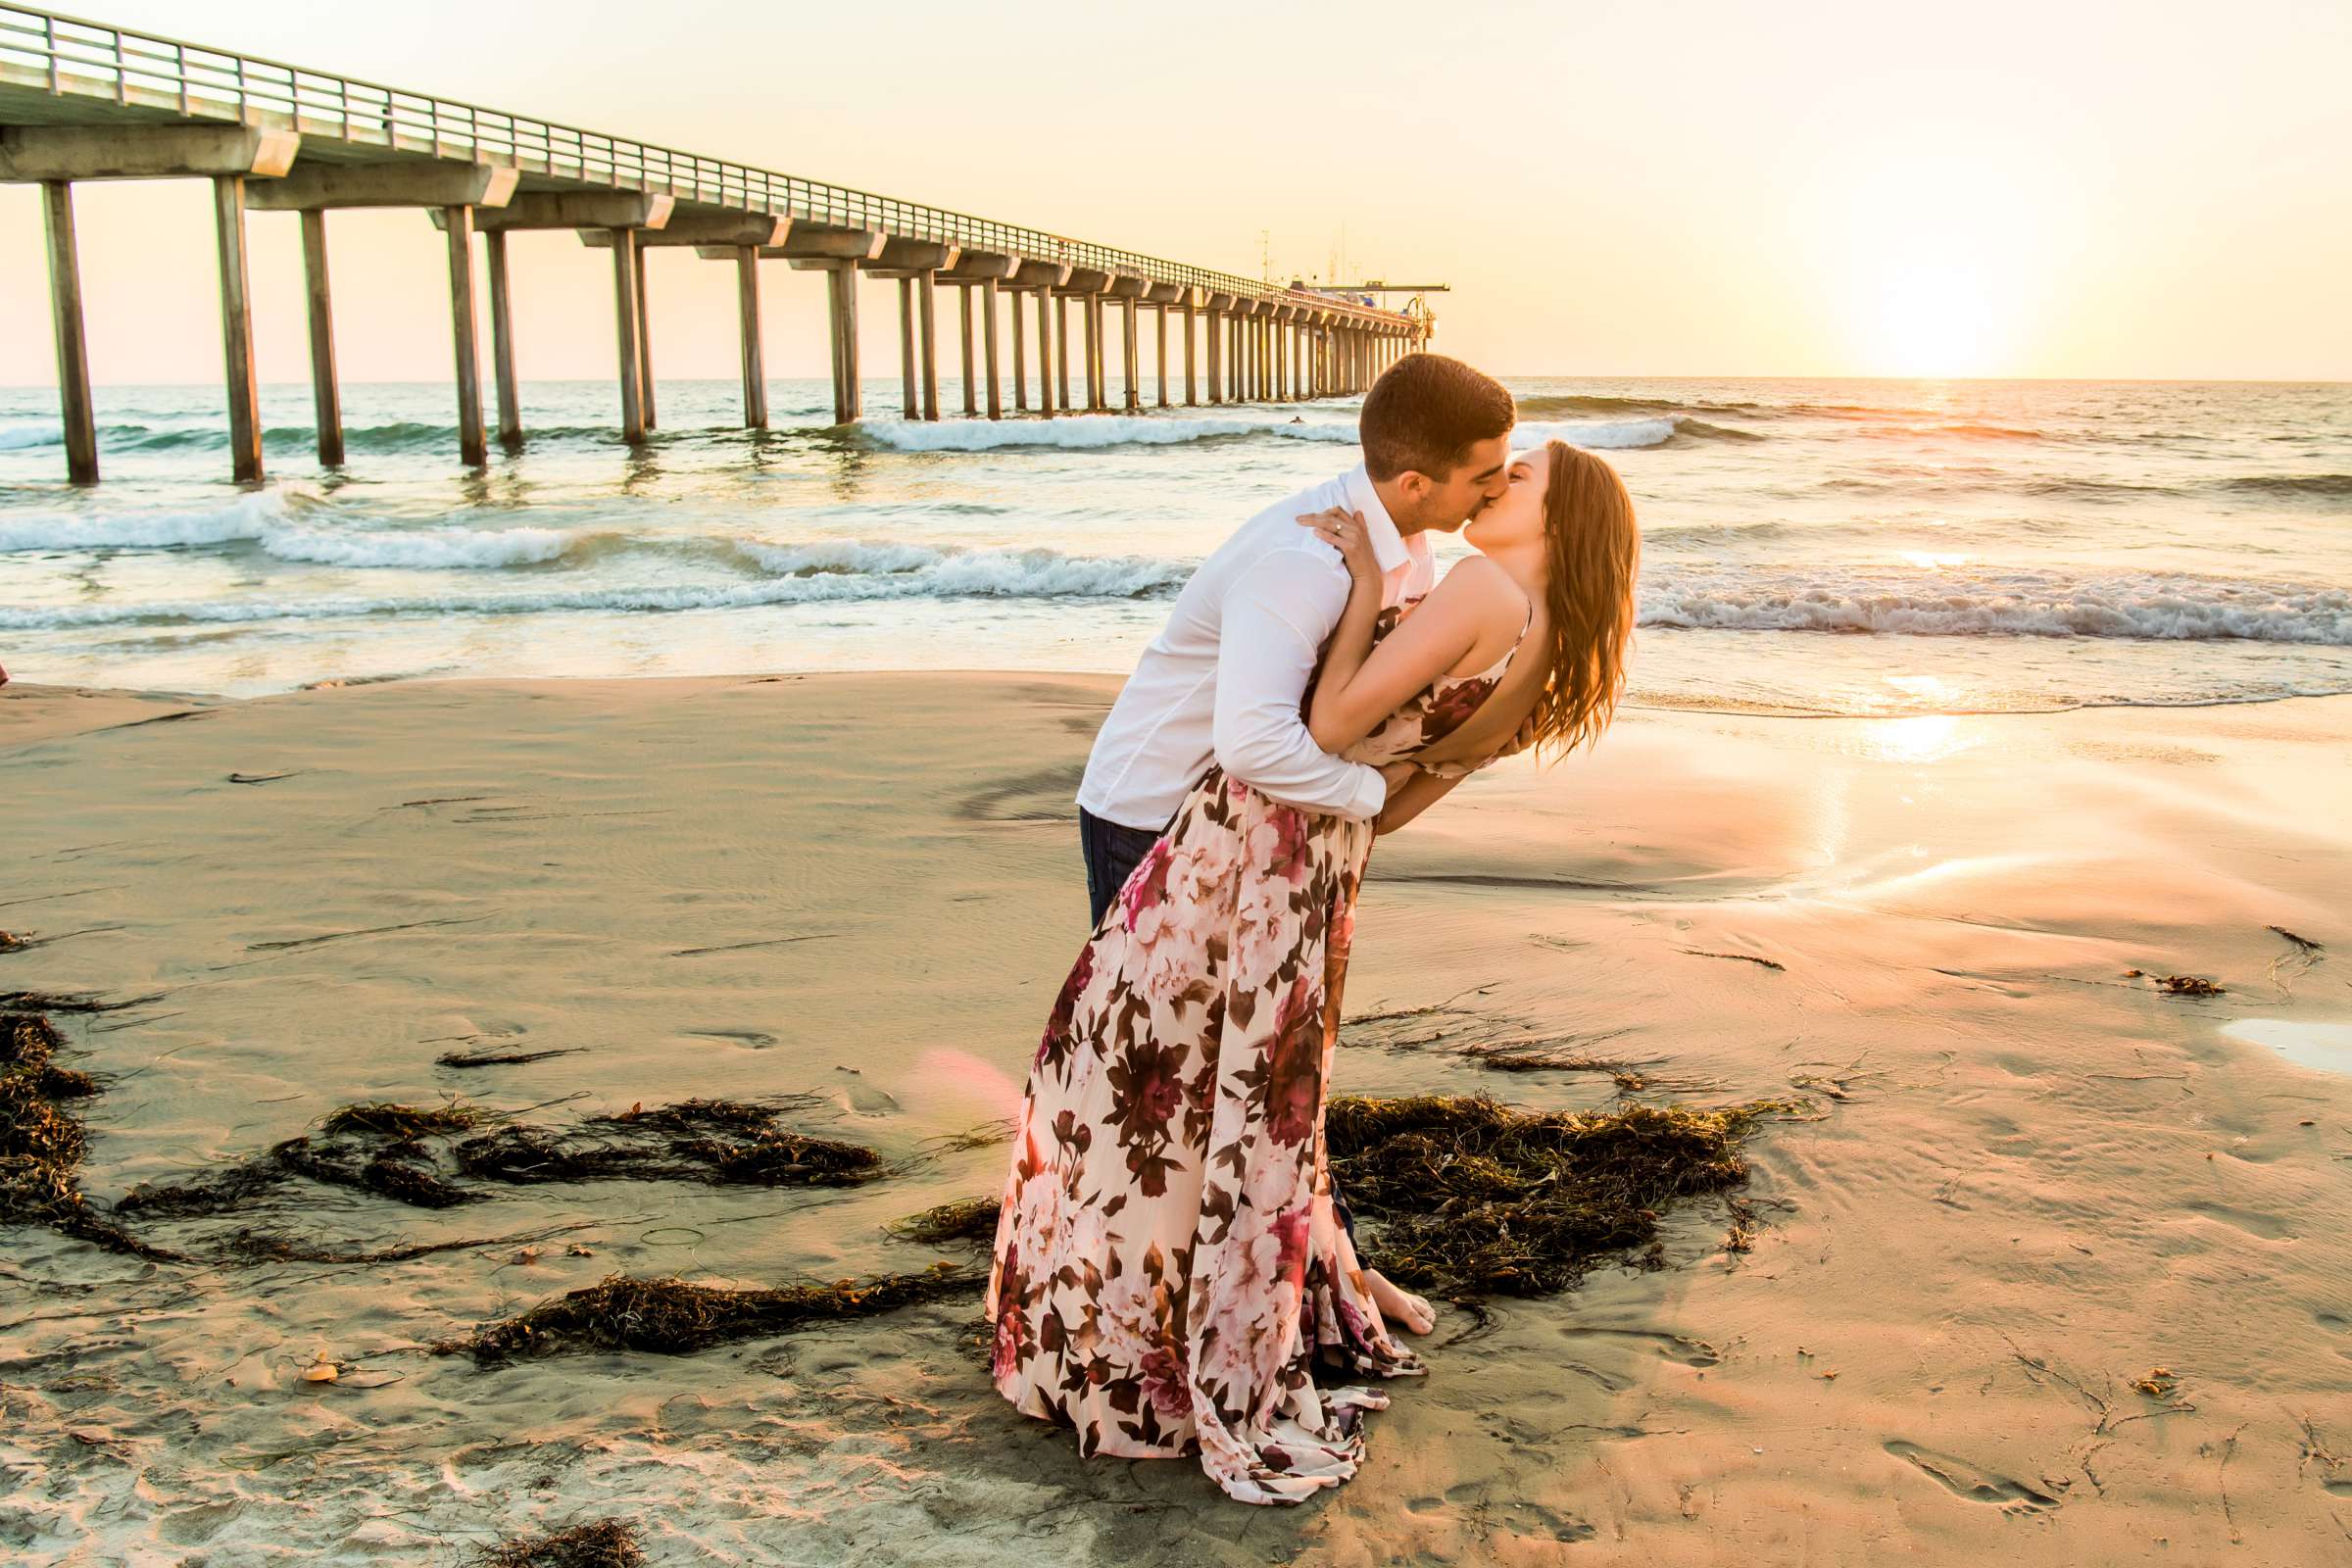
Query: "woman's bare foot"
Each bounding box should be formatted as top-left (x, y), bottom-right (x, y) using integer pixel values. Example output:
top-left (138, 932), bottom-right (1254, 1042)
top-left (1365, 1268), bottom-right (1436, 1336)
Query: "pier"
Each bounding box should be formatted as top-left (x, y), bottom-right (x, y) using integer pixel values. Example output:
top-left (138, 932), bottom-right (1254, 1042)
top-left (0, 6), bottom-right (1435, 484)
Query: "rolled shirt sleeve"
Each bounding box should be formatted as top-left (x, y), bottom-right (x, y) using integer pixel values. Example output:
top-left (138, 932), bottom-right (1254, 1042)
top-left (1208, 545), bottom-right (1388, 819)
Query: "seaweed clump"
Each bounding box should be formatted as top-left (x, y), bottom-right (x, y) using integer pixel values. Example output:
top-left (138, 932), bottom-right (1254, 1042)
top-left (437, 1263), bottom-right (981, 1363)
top-left (117, 1117), bottom-right (479, 1217)
top-left (319, 1101), bottom-right (491, 1138)
top-left (117, 1097), bottom-right (880, 1222)
top-left (2122, 969), bottom-right (2225, 997)
top-left (1324, 1094), bottom-right (1792, 1297)
top-left (271, 1133), bottom-right (476, 1208)
top-left (1, 1006), bottom-right (179, 1259)
top-left (455, 1098), bottom-right (879, 1191)
top-left (471, 1519), bottom-right (644, 1568)
top-left (887, 1196), bottom-right (1003, 1246)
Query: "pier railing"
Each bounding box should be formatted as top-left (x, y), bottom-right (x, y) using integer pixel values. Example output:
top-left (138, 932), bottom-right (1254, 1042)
top-left (0, 4), bottom-right (1393, 315)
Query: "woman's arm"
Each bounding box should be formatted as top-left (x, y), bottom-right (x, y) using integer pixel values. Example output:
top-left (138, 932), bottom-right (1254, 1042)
top-left (1298, 509), bottom-right (1385, 747)
top-left (1375, 767), bottom-right (1463, 834)
top-left (1296, 513), bottom-right (1506, 756)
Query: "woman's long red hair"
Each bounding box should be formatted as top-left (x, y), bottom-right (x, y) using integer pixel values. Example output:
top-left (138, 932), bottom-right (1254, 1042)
top-left (1530, 440), bottom-right (1641, 755)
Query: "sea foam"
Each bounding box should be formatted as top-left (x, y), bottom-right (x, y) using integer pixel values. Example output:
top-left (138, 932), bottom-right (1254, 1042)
top-left (0, 542), bottom-right (1195, 629)
top-left (1640, 567), bottom-right (2352, 645)
top-left (858, 413), bottom-right (1689, 454)
top-left (0, 491), bottom-right (578, 569)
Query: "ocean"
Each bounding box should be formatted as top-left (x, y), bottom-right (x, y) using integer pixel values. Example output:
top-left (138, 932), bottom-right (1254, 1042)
top-left (0, 376), bottom-right (2345, 714)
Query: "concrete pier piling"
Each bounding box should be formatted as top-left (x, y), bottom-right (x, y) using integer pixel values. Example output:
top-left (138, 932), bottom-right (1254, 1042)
top-left (1054, 295), bottom-right (1072, 412)
top-left (982, 275), bottom-right (1003, 419)
top-left (442, 204), bottom-right (488, 466)
top-left (1181, 294), bottom-right (1199, 407)
top-left (37, 179), bottom-right (95, 483)
top-left (1035, 298), bottom-right (1055, 416)
top-left (1108, 275), bottom-right (1147, 414)
top-left (918, 271), bottom-right (940, 421)
top-left (956, 286), bottom-right (977, 416)
top-left (488, 231), bottom-right (524, 447)
top-left (897, 277), bottom-right (919, 418)
top-left (1150, 288), bottom-right (1174, 408)
top-left (1009, 289), bottom-right (1027, 413)
top-left (288, 205), bottom-right (334, 459)
top-left (210, 175), bottom-right (264, 481)
top-left (3, 8), bottom-right (1432, 474)
top-left (733, 245), bottom-right (766, 429)
top-left (1204, 294), bottom-right (1230, 406)
top-left (610, 230), bottom-right (648, 441)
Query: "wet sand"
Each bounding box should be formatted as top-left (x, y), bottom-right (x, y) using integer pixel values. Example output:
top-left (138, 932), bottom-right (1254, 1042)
top-left (4, 673), bottom-right (2350, 1564)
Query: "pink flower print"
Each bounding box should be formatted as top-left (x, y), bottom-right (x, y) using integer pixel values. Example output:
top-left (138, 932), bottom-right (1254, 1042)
top-left (1263, 975), bottom-right (1325, 1149)
top-left (1141, 1343), bottom-right (1194, 1418)
top-left (1271, 1204), bottom-right (1311, 1291)
top-left (1122, 838), bottom-right (1175, 940)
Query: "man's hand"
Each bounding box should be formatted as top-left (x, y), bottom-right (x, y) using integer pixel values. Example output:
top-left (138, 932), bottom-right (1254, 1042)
top-left (1297, 507), bottom-right (1380, 584)
top-left (1375, 762), bottom-right (1420, 835)
top-left (1494, 713), bottom-right (1543, 759)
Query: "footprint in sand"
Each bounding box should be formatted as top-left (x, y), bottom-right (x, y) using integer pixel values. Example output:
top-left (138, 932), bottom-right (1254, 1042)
top-left (1503, 1501), bottom-right (1596, 1543)
top-left (1404, 1490), bottom-right (1593, 1543)
top-left (1884, 1440), bottom-right (2060, 1512)
top-left (1559, 1326), bottom-right (1723, 1367)
top-left (2184, 1200), bottom-right (2292, 1240)
top-left (684, 1028), bottom-right (779, 1049)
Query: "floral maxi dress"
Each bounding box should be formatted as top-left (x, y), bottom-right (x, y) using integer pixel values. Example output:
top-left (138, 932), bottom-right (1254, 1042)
top-left (985, 597), bottom-right (1531, 1504)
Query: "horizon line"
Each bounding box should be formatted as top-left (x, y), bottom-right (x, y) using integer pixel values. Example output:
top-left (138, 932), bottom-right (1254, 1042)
top-left (4, 374), bottom-right (2349, 392)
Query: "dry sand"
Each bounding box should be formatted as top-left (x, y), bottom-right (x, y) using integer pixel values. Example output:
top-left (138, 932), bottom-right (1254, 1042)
top-left (3, 672), bottom-right (2349, 1565)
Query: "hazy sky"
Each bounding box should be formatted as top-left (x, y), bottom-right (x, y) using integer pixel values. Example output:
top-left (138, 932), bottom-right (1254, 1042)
top-left (3, 0), bottom-right (2347, 387)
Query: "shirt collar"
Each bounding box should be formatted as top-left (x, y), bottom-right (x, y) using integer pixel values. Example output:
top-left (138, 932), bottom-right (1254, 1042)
top-left (1341, 463), bottom-right (1415, 579)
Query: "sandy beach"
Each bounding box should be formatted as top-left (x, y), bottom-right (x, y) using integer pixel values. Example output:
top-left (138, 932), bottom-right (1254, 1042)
top-left (4, 671), bottom-right (2351, 1564)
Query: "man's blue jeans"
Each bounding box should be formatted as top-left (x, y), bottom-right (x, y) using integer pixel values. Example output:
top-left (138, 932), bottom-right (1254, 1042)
top-left (1079, 806), bottom-right (1166, 928)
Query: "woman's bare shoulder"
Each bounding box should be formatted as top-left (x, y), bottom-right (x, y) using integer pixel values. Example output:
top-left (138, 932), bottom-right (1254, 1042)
top-left (1431, 554), bottom-right (1530, 624)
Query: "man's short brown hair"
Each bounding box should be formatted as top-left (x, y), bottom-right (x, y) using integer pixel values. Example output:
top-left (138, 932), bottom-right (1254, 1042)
top-left (1358, 353), bottom-right (1516, 482)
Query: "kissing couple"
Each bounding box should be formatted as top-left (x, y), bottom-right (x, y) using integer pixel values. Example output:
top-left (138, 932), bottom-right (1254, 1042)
top-left (984, 354), bottom-right (1642, 1503)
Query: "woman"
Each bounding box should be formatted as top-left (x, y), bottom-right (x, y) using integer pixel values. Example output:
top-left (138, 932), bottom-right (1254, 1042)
top-left (985, 440), bottom-right (1642, 1503)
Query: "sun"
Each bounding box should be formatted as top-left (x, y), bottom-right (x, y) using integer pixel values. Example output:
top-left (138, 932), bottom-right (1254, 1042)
top-left (1822, 149), bottom-right (2050, 378)
top-left (1863, 251), bottom-right (2003, 378)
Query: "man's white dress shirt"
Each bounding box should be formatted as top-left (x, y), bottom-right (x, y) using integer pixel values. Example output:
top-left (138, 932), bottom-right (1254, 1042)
top-left (1077, 464), bottom-right (1437, 830)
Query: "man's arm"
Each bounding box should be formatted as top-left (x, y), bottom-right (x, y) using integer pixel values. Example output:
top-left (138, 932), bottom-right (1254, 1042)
top-left (1209, 545), bottom-right (1389, 818)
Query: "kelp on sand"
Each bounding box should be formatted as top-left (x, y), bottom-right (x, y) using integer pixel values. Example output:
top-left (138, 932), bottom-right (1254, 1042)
top-left (1324, 1094), bottom-right (1797, 1297)
top-left (453, 1097), bottom-right (880, 1190)
top-left (116, 1097), bottom-right (880, 1221)
top-left (471, 1519), bottom-right (643, 1568)
top-left (1, 1005), bottom-right (178, 1259)
top-left (437, 1263), bottom-right (983, 1363)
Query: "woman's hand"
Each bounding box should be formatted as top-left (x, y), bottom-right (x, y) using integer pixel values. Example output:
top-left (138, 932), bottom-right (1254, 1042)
top-left (1297, 507), bottom-right (1380, 584)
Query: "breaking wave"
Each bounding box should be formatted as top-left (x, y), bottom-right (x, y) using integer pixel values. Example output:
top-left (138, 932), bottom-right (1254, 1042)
top-left (0, 492), bottom-right (577, 569)
top-left (1640, 567), bottom-right (2352, 645)
top-left (0, 540), bottom-right (1194, 630)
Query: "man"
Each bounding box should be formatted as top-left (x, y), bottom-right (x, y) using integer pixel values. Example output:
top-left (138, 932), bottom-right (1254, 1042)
top-left (1076, 352), bottom-right (1517, 924)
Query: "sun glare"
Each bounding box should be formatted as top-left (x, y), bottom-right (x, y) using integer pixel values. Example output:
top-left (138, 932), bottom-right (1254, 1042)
top-left (1865, 254), bottom-right (2002, 377)
top-left (1823, 146), bottom-right (2054, 377)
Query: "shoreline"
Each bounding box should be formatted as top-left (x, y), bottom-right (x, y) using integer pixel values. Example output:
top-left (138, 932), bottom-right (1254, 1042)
top-left (5, 671), bottom-right (2350, 1562)
top-left (11, 666), bottom-right (2352, 727)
